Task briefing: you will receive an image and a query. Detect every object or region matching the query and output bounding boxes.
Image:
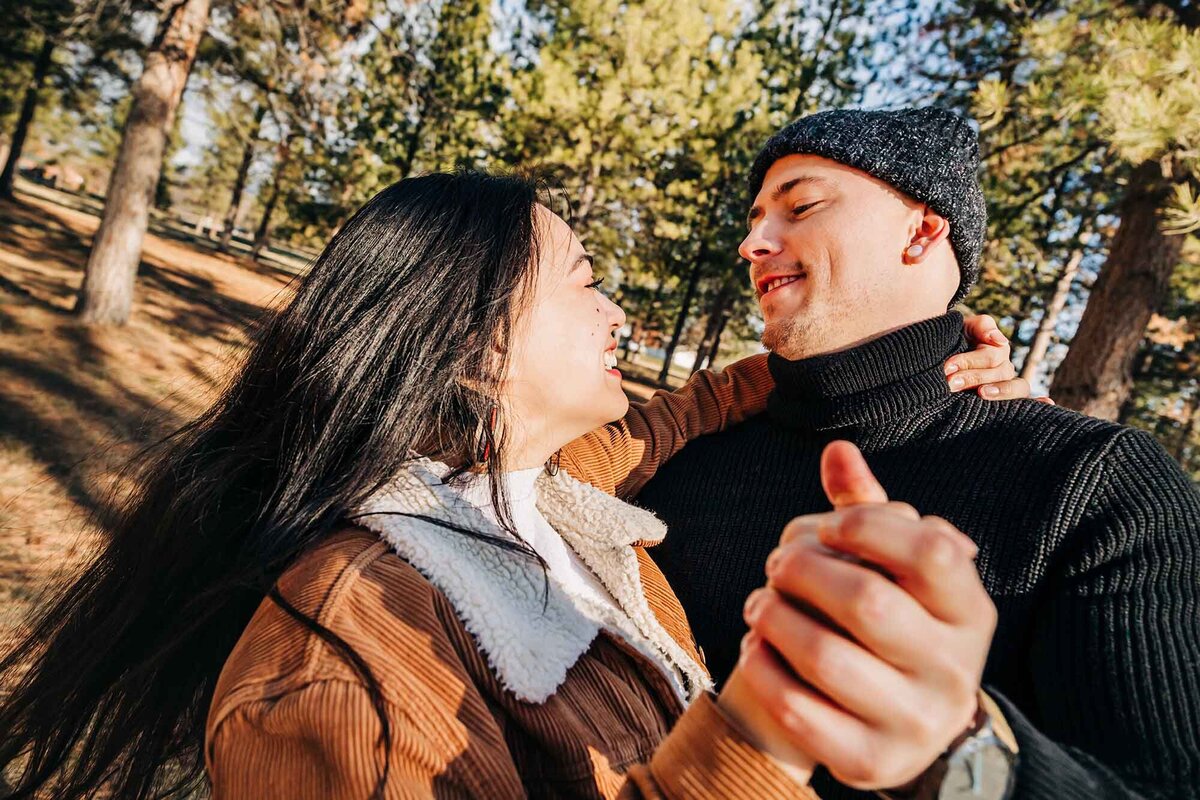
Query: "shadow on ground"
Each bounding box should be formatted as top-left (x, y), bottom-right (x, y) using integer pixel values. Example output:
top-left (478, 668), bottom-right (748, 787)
top-left (0, 195), bottom-right (291, 623)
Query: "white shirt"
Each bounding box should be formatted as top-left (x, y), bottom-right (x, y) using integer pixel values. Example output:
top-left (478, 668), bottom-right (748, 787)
top-left (457, 467), bottom-right (625, 619)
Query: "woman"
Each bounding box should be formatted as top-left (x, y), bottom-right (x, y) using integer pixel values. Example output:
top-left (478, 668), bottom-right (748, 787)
top-left (0, 172), bottom-right (1023, 799)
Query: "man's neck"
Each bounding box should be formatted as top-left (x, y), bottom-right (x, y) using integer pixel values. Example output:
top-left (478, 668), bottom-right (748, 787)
top-left (765, 312), bottom-right (966, 431)
top-left (772, 307), bottom-right (952, 361)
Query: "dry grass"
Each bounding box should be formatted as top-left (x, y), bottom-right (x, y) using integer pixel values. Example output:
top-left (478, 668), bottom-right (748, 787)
top-left (0, 192), bottom-right (297, 637)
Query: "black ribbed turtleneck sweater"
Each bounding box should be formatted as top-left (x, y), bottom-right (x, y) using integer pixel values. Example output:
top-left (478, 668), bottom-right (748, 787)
top-left (637, 313), bottom-right (1199, 800)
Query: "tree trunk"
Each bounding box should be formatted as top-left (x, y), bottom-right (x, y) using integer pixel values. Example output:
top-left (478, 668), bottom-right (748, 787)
top-left (1117, 347), bottom-right (1154, 424)
top-left (251, 136), bottom-right (293, 260)
top-left (1050, 161), bottom-right (1186, 418)
top-left (74, 0), bottom-right (212, 325)
top-left (573, 157), bottom-right (604, 234)
top-left (0, 37), bottom-right (55, 199)
top-left (621, 320), bottom-right (641, 359)
top-left (709, 311), bottom-right (729, 367)
top-left (658, 248), bottom-right (706, 385)
top-left (398, 117), bottom-right (425, 179)
top-left (572, 135), bottom-right (611, 236)
top-left (1019, 248), bottom-right (1083, 384)
top-left (691, 280), bottom-right (734, 375)
top-left (575, 181), bottom-right (598, 232)
top-left (219, 104), bottom-right (267, 253)
top-left (1174, 393), bottom-right (1197, 462)
top-left (690, 328), bottom-right (713, 376)
top-left (626, 273), bottom-right (669, 360)
top-left (193, 206), bottom-right (211, 235)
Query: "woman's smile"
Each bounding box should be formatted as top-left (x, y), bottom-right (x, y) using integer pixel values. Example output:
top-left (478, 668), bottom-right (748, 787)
top-left (603, 342), bottom-right (620, 377)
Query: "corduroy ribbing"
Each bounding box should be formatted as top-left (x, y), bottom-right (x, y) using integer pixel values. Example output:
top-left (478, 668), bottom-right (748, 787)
top-left (206, 529), bottom-right (819, 799)
top-left (637, 313), bottom-right (1200, 800)
top-left (639, 694), bottom-right (804, 799)
top-left (207, 354), bottom-right (802, 800)
top-left (560, 353), bottom-right (775, 499)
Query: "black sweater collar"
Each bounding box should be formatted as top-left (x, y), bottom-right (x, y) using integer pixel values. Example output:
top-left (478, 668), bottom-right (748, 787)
top-left (766, 312), bottom-right (967, 431)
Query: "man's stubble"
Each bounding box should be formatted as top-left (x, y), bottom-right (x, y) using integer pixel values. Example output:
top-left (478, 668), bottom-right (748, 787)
top-left (760, 300), bottom-right (852, 361)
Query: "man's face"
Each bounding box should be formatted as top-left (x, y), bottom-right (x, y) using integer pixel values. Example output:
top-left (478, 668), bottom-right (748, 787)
top-left (740, 155), bottom-right (958, 359)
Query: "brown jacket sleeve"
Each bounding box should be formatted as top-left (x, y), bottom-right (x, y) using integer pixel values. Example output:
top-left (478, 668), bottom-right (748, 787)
top-left (205, 534), bottom-right (815, 799)
top-left (623, 693), bottom-right (818, 799)
top-left (208, 678), bottom-right (522, 799)
top-left (560, 354), bottom-right (773, 499)
top-left (208, 660), bottom-right (814, 800)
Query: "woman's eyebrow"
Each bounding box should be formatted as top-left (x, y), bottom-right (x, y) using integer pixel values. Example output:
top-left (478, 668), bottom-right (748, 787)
top-left (571, 254), bottom-right (594, 273)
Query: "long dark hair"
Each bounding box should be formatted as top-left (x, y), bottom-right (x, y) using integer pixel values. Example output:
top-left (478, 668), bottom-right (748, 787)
top-left (0, 171), bottom-right (555, 799)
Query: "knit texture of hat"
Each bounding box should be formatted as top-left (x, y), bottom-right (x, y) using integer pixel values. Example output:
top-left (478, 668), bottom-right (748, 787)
top-left (747, 107), bottom-right (986, 306)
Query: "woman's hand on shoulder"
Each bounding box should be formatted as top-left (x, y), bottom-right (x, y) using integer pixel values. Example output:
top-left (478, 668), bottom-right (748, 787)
top-left (949, 314), bottom-right (1052, 404)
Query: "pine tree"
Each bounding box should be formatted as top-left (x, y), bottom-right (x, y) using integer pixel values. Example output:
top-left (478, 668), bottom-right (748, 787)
top-left (923, 0), bottom-right (1200, 427)
top-left (74, 0), bottom-right (213, 325)
top-left (1048, 11), bottom-right (1200, 417)
top-left (0, 0), bottom-right (144, 198)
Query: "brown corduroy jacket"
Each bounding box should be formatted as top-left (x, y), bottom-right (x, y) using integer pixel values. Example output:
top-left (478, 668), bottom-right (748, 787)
top-left (204, 355), bottom-right (819, 799)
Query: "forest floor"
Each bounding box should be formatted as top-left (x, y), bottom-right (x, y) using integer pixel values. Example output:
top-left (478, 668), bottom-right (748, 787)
top-left (0, 187), bottom-right (657, 639)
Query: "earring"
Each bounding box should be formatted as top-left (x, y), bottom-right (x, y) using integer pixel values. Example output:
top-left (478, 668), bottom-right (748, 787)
top-left (905, 243), bottom-right (925, 261)
top-left (474, 404), bottom-right (498, 464)
top-left (545, 449), bottom-right (562, 476)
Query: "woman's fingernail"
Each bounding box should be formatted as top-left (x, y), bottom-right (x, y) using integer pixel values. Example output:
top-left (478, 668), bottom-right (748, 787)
top-left (983, 385), bottom-right (1000, 397)
top-left (738, 633), bottom-right (760, 665)
top-left (944, 362), bottom-right (960, 376)
top-left (949, 375), bottom-right (965, 390)
top-left (765, 549), bottom-right (783, 577)
top-left (744, 590), bottom-right (765, 623)
top-left (990, 331), bottom-right (1007, 345)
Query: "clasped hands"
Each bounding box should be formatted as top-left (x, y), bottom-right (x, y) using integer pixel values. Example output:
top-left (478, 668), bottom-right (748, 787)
top-left (717, 441), bottom-right (997, 791)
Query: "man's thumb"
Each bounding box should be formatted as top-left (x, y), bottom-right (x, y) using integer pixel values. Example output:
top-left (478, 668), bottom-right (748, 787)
top-left (820, 440), bottom-right (889, 508)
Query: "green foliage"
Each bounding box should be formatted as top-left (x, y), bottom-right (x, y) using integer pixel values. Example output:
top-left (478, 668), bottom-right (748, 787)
top-left (10, 0), bottom-right (1195, 465)
top-left (0, 0), bottom-right (149, 192)
top-left (923, 0), bottom-right (1199, 457)
top-left (498, 0), bottom-right (916, 371)
top-left (180, 0), bottom-right (363, 240)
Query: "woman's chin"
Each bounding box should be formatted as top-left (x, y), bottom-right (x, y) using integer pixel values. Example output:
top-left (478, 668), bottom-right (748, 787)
top-left (594, 392), bottom-right (631, 428)
top-left (610, 393), bottom-right (631, 420)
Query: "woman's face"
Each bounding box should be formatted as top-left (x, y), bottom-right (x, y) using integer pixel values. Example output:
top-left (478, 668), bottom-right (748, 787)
top-left (500, 206), bottom-right (628, 466)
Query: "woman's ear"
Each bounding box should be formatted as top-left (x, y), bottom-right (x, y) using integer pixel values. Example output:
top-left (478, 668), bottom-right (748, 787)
top-left (456, 328), bottom-right (509, 394)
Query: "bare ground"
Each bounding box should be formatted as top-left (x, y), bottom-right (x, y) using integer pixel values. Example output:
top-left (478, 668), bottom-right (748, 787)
top-left (0, 193), bottom-right (296, 637)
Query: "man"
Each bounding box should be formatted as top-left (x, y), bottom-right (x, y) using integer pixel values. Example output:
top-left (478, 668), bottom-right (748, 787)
top-left (636, 108), bottom-right (1200, 799)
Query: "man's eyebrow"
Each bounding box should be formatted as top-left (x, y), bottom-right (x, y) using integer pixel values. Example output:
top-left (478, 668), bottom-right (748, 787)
top-left (771, 175), bottom-right (829, 201)
top-left (747, 175), bottom-right (830, 226)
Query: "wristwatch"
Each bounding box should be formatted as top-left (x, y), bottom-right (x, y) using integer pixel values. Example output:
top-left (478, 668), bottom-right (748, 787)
top-left (878, 691), bottom-right (1019, 800)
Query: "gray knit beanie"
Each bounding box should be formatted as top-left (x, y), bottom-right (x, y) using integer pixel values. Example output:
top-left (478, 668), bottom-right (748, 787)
top-left (747, 107), bottom-right (986, 306)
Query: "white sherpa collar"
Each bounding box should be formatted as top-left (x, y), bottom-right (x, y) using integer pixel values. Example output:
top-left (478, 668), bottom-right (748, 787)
top-left (354, 458), bottom-right (711, 705)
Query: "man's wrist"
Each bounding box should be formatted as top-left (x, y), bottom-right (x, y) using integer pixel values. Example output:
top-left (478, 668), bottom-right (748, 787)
top-left (976, 689), bottom-right (1019, 755)
top-left (877, 690), bottom-right (1018, 800)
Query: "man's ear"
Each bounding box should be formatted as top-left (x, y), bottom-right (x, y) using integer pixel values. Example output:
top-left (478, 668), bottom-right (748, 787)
top-left (903, 207), bottom-right (951, 265)
top-left (913, 208), bottom-right (951, 250)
